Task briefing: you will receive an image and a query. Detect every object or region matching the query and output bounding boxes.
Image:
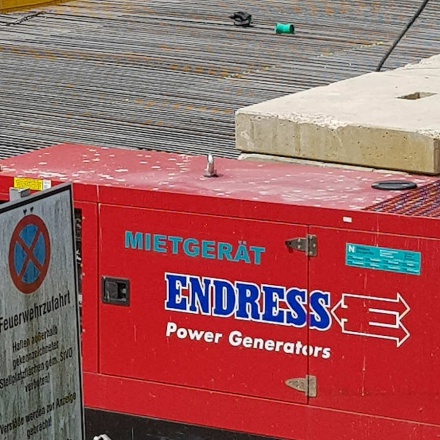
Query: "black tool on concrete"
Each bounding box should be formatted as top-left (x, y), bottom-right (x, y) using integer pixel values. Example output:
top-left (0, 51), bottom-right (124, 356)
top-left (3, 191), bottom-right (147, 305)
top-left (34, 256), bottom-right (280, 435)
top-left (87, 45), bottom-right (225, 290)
top-left (229, 12), bottom-right (252, 27)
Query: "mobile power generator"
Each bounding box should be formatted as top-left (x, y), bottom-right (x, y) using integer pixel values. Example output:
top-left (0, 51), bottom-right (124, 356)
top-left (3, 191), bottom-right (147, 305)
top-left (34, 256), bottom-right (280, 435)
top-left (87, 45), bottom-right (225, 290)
top-left (1, 143), bottom-right (440, 440)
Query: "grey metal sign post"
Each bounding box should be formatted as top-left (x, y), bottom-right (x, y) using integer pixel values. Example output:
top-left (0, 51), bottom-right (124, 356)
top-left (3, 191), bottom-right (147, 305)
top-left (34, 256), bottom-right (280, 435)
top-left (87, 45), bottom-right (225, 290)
top-left (0, 183), bottom-right (84, 440)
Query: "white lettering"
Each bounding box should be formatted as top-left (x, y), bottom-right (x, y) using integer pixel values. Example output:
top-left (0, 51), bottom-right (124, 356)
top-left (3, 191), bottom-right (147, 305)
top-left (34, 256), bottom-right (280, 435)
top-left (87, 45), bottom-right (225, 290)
top-left (227, 330), bottom-right (331, 359)
top-left (166, 321), bottom-right (177, 337)
top-left (166, 322), bottom-right (331, 359)
top-left (165, 322), bottom-right (223, 344)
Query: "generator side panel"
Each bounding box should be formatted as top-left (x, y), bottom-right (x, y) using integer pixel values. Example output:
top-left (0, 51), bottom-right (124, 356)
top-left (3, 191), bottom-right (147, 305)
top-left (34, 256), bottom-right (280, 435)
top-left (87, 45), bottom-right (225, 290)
top-left (83, 378), bottom-right (440, 440)
top-left (97, 204), bottom-right (312, 408)
top-left (309, 226), bottom-right (440, 426)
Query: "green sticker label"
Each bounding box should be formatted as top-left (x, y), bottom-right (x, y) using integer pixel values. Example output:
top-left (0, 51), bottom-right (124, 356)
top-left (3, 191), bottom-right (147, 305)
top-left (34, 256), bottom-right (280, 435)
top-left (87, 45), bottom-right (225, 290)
top-left (346, 244), bottom-right (421, 275)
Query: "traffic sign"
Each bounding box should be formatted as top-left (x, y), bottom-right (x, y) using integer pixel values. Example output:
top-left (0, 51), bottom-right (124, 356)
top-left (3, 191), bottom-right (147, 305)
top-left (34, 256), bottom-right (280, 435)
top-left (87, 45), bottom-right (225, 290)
top-left (8, 214), bottom-right (51, 294)
top-left (0, 184), bottom-right (84, 440)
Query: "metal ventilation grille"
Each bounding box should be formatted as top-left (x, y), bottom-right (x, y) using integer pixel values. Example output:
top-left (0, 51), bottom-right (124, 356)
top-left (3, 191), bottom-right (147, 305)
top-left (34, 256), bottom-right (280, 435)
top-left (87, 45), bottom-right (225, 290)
top-left (1, 1), bottom-right (440, 160)
top-left (366, 181), bottom-right (440, 218)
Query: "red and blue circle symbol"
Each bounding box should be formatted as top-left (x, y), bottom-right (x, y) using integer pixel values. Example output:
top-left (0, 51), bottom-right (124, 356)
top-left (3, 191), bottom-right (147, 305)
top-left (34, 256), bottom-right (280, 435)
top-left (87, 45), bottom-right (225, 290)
top-left (9, 214), bottom-right (51, 294)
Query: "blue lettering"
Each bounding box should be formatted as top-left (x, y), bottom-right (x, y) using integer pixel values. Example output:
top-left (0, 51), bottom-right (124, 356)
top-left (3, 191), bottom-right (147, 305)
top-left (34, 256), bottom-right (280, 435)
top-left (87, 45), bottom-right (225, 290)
top-left (164, 273), bottom-right (334, 333)
top-left (168, 236), bottom-right (182, 254)
top-left (125, 232), bottom-right (265, 265)
top-left (183, 238), bottom-right (200, 257)
top-left (285, 288), bottom-right (307, 327)
top-left (236, 282), bottom-right (261, 320)
top-left (202, 241), bottom-right (216, 259)
top-left (249, 246), bottom-right (265, 265)
top-left (234, 242), bottom-right (251, 264)
top-left (125, 231), bottom-right (143, 250)
top-left (189, 277), bottom-right (211, 314)
top-left (262, 285), bottom-right (285, 323)
top-left (165, 273), bottom-right (188, 311)
top-left (153, 234), bottom-right (167, 253)
top-left (309, 291), bottom-right (332, 331)
top-left (145, 233), bottom-right (151, 251)
top-left (218, 242), bottom-right (233, 261)
top-left (212, 280), bottom-right (236, 317)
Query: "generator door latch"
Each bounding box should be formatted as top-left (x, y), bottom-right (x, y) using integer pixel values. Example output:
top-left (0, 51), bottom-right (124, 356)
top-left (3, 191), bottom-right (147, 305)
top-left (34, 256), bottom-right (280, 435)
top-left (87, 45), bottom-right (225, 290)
top-left (102, 277), bottom-right (130, 306)
top-left (285, 375), bottom-right (317, 398)
top-left (285, 235), bottom-right (317, 257)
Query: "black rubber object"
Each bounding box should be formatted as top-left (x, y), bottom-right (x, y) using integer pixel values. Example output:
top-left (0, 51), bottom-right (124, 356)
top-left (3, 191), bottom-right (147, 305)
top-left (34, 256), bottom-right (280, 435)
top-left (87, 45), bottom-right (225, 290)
top-left (371, 180), bottom-right (418, 191)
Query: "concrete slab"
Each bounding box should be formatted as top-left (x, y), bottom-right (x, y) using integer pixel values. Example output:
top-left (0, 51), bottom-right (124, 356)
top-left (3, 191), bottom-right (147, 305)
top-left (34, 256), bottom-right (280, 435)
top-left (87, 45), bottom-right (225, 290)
top-left (236, 55), bottom-right (440, 174)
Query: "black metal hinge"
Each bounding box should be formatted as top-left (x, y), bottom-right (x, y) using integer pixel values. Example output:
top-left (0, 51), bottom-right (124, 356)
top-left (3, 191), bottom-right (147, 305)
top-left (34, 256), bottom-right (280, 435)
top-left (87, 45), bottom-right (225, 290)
top-left (285, 234), bottom-right (317, 257)
top-left (285, 375), bottom-right (317, 397)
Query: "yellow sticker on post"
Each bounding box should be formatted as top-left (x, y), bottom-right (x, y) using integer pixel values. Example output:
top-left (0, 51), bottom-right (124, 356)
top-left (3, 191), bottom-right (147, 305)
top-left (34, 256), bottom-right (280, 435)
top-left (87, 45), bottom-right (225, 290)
top-left (14, 177), bottom-right (52, 191)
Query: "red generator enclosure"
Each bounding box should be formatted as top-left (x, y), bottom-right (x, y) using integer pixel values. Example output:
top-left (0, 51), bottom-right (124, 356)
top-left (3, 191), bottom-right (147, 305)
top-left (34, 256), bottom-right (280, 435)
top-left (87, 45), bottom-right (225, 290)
top-left (1, 143), bottom-right (440, 440)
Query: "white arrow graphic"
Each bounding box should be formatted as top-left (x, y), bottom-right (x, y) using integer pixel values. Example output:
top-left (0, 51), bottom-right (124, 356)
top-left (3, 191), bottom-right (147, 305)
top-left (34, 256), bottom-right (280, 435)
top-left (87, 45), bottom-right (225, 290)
top-left (331, 292), bottom-right (410, 347)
